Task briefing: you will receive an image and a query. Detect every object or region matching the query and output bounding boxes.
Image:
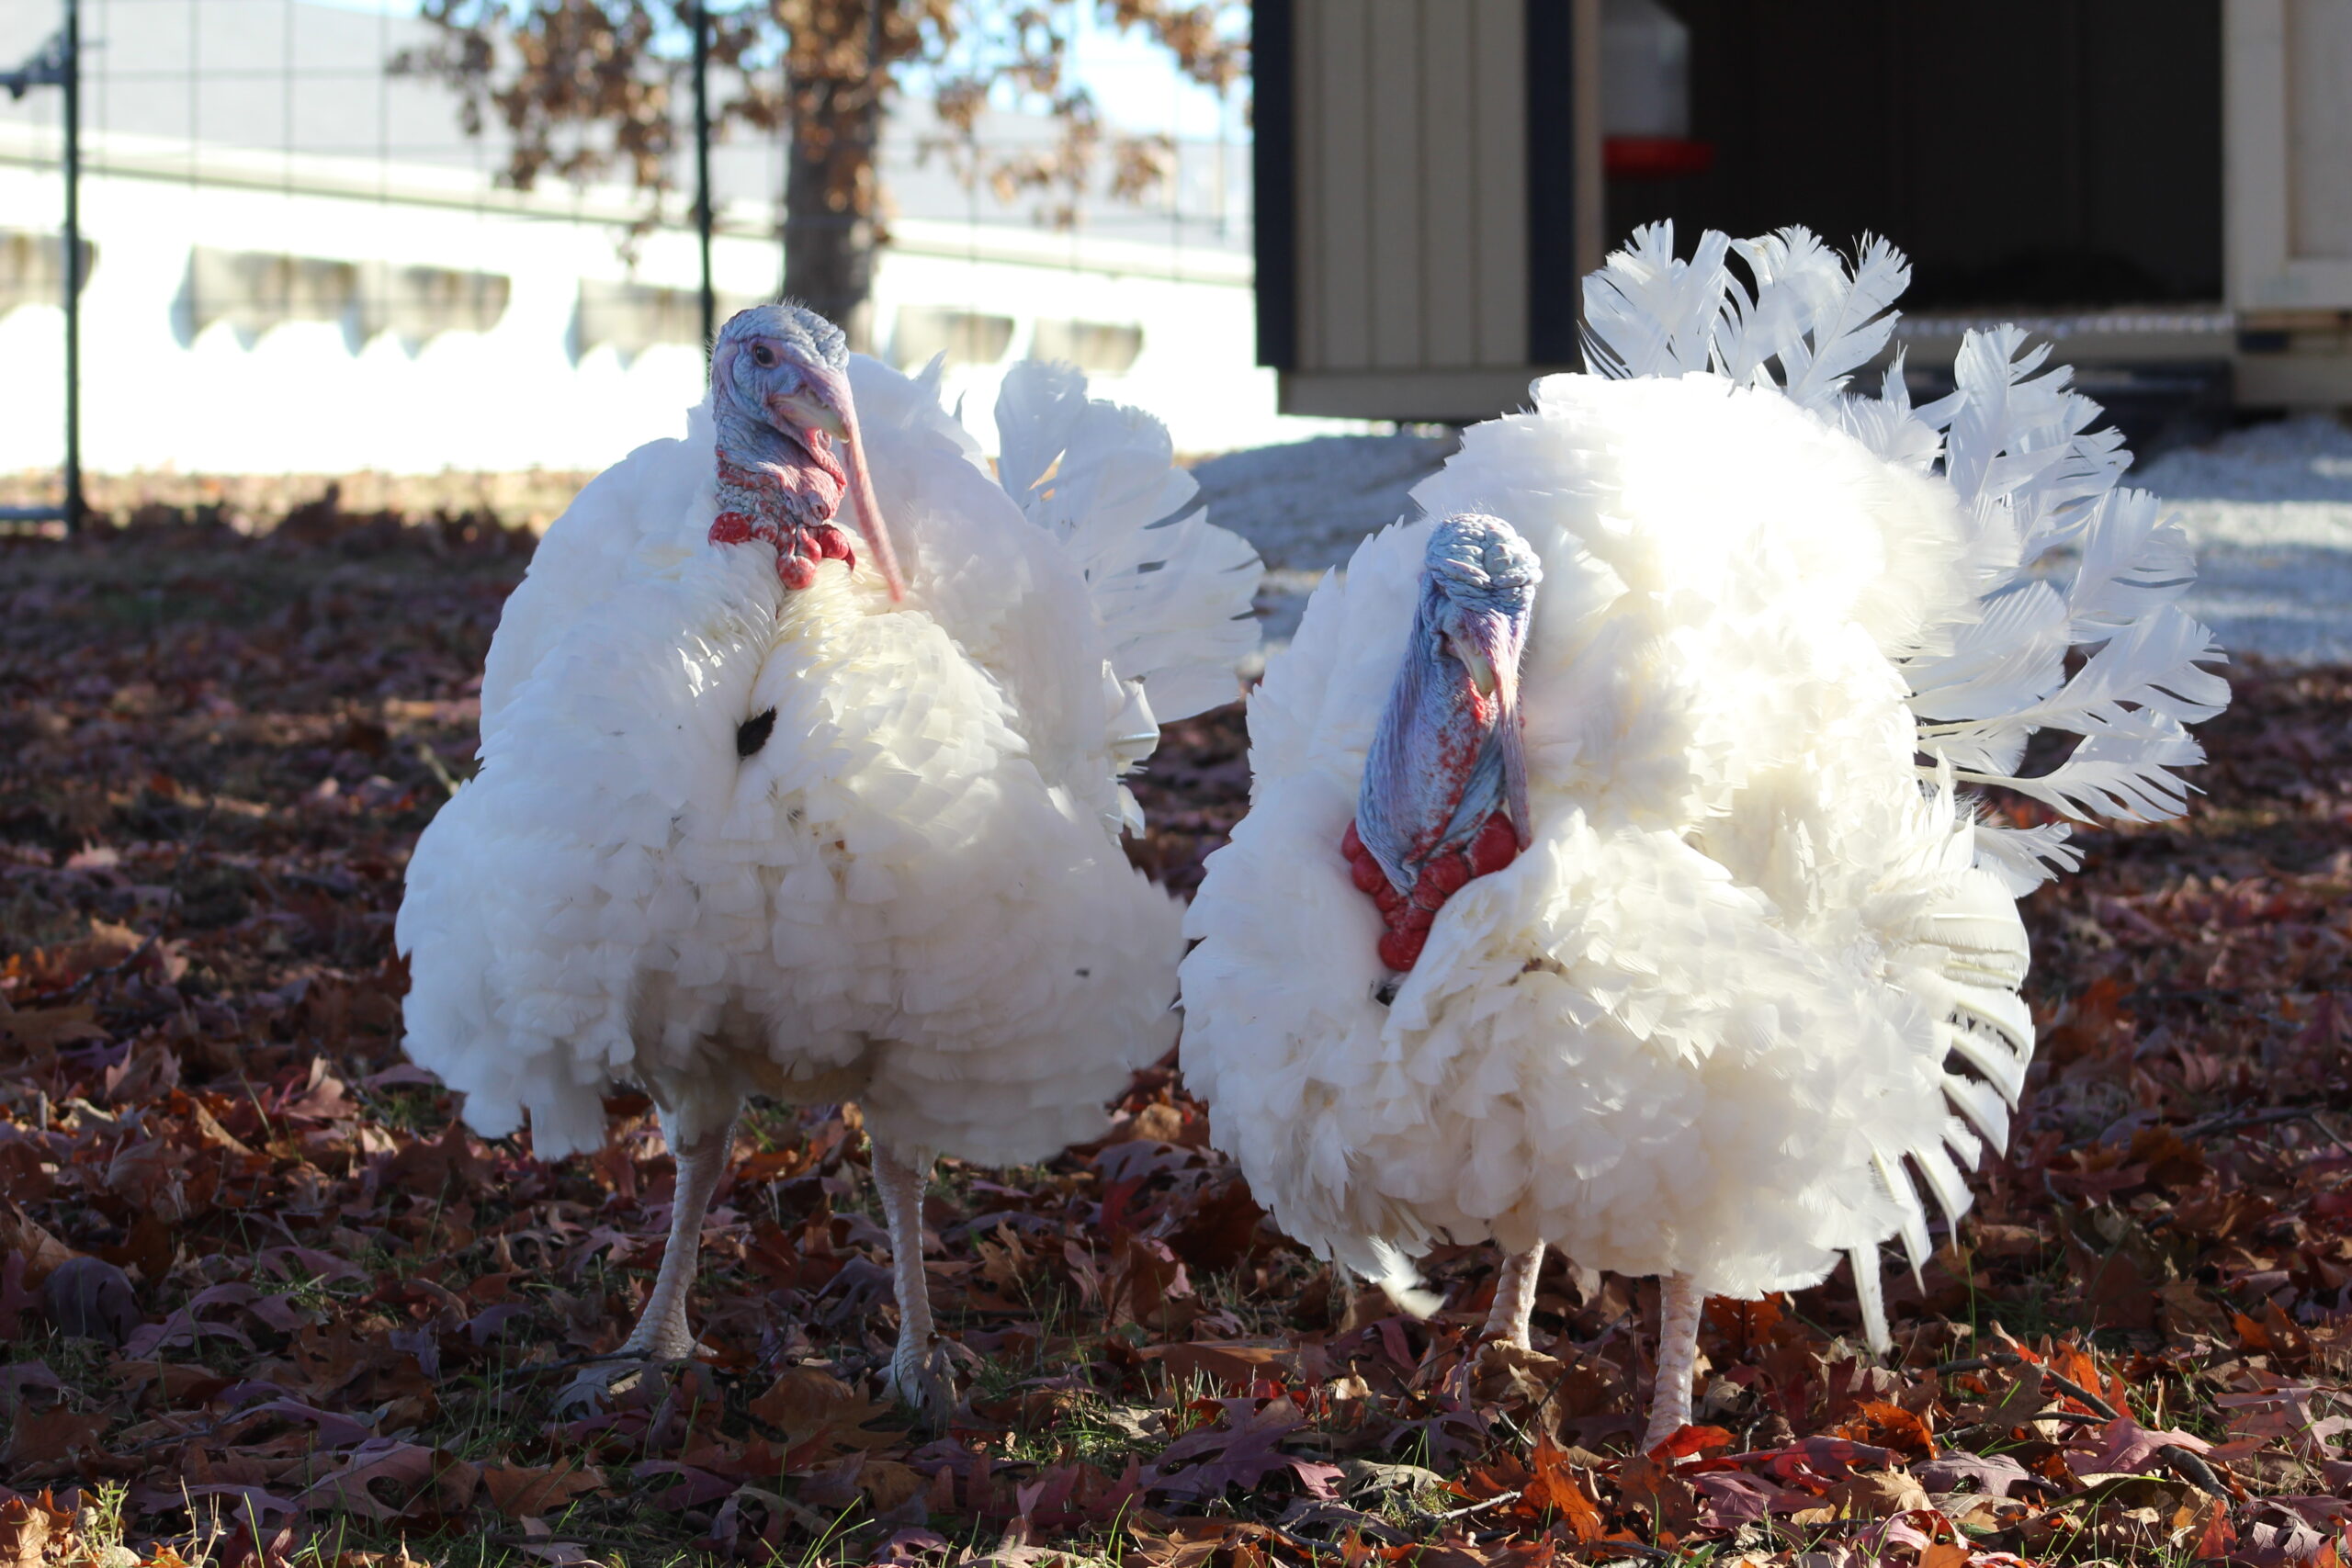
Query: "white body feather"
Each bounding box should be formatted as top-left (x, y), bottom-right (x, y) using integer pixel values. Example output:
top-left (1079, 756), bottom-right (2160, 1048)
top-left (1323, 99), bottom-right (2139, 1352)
top-left (399, 355), bottom-right (1261, 1165)
top-left (1179, 226), bottom-right (2226, 1341)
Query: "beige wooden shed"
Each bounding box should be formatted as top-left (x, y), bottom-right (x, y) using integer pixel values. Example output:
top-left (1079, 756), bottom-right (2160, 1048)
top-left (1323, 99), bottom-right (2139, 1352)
top-left (1253, 0), bottom-right (2352, 426)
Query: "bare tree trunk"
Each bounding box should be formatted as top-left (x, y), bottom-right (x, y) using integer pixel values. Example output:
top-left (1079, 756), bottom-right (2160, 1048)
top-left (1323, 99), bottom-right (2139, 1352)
top-left (782, 72), bottom-right (879, 353)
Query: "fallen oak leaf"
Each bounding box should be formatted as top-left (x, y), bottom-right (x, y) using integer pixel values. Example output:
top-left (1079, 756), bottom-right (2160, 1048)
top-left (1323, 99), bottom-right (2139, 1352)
top-left (1148, 1339), bottom-right (1288, 1395)
top-left (1143, 1397), bottom-right (1343, 1502)
top-left (379, 1118), bottom-right (489, 1196)
top-left (629, 1461), bottom-right (738, 1512)
top-left (2214, 1382), bottom-right (2352, 1461)
top-left (1161, 1179), bottom-right (1267, 1272)
top-left (1615, 1454), bottom-right (1701, 1539)
top-left (1523, 1433), bottom-right (1605, 1543)
top-left (0, 1001), bottom-right (107, 1048)
top-left (221, 1398), bottom-right (379, 1450)
top-left (179, 1484), bottom-right (301, 1525)
top-left (1687, 1468), bottom-right (1814, 1529)
top-left (2186, 1490), bottom-right (2239, 1558)
top-left (1703, 1292), bottom-right (1785, 1359)
top-left (0, 1255), bottom-right (38, 1339)
top-left (40, 1255), bottom-right (138, 1346)
top-left (482, 1460), bottom-right (605, 1519)
top-left (0, 1407), bottom-right (111, 1481)
top-left (2064, 1414), bottom-right (2217, 1478)
top-left (0, 1362), bottom-right (62, 1418)
top-left (1817, 1468), bottom-right (1930, 1519)
top-left (747, 1365), bottom-right (901, 1455)
top-left (506, 1545), bottom-right (603, 1566)
top-left (1645, 1423), bottom-right (1734, 1462)
top-left (0, 1208), bottom-right (76, 1284)
top-left (1751, 1435), bottom-right (1904, 1477)
top-left (0, 1491), bottom-right (75, 1568)
top-left (1338, 1459), bottom-right (1448, 1499)
top-left (293, 1438), bottom-right (481, 1522)
top-left (1831, 1399), bottom-right (1936, 1461)
top-left (1916, 1449), bottom-right (2043, 1498)
top-left (2020, 1337), bottom-right (2123, 1417)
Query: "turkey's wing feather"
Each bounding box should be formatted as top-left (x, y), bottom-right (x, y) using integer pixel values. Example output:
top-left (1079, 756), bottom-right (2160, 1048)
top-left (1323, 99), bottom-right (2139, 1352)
top-left (994, 360), bottom-right (1263, 724)
top-left (480, 405), bottom-right (714, 728)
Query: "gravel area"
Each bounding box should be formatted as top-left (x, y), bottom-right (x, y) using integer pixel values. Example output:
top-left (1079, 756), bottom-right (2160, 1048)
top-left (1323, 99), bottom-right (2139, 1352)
top-left (2138, 415), bottom-right (2352, 666)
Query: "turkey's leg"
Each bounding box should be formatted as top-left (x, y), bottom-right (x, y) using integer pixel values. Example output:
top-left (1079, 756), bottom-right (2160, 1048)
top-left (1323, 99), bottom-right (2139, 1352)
top-left (618, 1113), bottom-right (737, 1360)
top-left (1482, 1243), bottom-right (1545, 1348)
top-left (1640, 1271), bottom-right (1704, 1453)
top-left (871, 1137), bottom-right (956, 1425)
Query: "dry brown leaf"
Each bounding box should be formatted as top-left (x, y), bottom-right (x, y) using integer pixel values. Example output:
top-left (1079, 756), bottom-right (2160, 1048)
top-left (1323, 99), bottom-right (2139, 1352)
top-left (1150, 1339), bottom-right (1285, 1393)
top-left (747, 1366), bottom-right (901, 1453)
top-left (0, 1003), bottom-right (107, 1048)
top-left (481, 1459), bottom-right (605, 1519)
top-left (1615, 1454), bottom-right (1700, 1539)
top-left (0, 1492), bottom-right (73, 1568)
top-left (40, 1255), bottom-right (137, 1345)
top-left (1522, 1433), bottom-right (1604, 1543)
top-left (1819, 1469), bottom-right (1931, 1519)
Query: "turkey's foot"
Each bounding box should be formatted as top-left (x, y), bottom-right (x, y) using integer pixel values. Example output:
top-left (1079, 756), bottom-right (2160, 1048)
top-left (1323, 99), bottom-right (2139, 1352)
top-left (870, 1137), bottom-right (957, 1427)
top-left (885, 1332), bottom-right (961, 1428)
top-left (547, 1109), bottom-right (737, 1415)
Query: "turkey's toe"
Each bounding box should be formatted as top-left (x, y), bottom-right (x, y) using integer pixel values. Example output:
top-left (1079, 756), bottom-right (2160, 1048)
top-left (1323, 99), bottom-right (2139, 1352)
top-left (618, 1323), bottom-right (701, 1363)
top-left (548, 1333), bottom-right (706, 1417)
top-left (885, 1337), bottom-right (960, 1428)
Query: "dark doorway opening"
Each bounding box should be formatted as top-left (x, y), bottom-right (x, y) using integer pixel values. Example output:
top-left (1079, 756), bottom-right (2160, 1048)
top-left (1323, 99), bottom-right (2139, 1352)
top-left (1598, 0), bottom-right (2224, 311)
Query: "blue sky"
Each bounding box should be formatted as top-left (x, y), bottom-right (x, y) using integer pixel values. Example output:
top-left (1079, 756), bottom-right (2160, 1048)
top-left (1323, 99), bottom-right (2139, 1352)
top-left (302, 0), bottom-right (1247, 142)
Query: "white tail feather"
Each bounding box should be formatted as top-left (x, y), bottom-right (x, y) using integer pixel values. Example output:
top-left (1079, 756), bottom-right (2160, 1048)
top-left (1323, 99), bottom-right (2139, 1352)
top-left (1580, 223), bottom-right (1734, 379)
top-left (1368, 1239), bottom-right (1444, 1319)
top-left (1724, 230), bottom-right (1911, 408)
top-left (1576, 225), bottom-right (2228, 1374)
top-left (994, 360), bottom-right (1262, 723)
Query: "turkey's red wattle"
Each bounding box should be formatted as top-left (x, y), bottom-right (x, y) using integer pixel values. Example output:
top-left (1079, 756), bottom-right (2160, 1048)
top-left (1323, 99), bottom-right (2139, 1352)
top-left (1342, 812), bottom-right (1521, 972)
top-left (709, 511), bottom-right (860, 589)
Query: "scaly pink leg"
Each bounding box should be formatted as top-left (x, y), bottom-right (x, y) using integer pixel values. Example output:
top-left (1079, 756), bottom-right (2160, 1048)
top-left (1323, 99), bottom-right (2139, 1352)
top-left (871, 1138), bottom-right (956, 1425)
top-left (1482, 1244), bottom-right (1544, 1348)
top-left (618, 1114), bottom-right (736, 1360)
top-left (1640, 1272), bottom-right (1704, 1453)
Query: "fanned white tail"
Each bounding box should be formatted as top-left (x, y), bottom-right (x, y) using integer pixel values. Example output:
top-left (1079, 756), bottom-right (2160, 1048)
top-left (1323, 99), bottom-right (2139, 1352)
top-left (994, 361), bottom-right (1263, 726)
top-left (1584, 222), bottom-right (2228, 1340)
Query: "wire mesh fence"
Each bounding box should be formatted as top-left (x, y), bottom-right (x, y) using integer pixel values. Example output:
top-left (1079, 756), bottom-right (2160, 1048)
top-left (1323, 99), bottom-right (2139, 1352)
top-left (0, 0), bottom-right (1263, 531)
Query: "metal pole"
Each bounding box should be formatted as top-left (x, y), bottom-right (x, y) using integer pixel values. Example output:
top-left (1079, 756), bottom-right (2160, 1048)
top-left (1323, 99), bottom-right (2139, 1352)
top-left (62, 0), bottom-right (82, 533)
top-left (692, 0), bottom-right (714, 361)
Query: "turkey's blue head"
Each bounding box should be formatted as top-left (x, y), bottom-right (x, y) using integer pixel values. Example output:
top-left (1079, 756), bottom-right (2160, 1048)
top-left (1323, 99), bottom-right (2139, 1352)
top-left (708, 303), bottom-right (905, 601)
top-left (1344, 513), bottom-right (1540, 972)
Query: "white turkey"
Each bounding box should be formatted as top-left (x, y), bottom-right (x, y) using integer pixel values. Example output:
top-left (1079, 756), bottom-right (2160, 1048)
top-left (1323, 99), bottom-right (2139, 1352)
top-left (1178, 225), bottom-right (2227, 1452)
top-left (396, 304), bottom-right (1260, 1417)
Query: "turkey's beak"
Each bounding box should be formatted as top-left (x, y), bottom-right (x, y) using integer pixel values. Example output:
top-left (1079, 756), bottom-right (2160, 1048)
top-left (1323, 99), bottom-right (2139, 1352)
top-left (772, 366), bottom-right (906, 603)
top-left (1454, 608), bottom-right (1532, 847)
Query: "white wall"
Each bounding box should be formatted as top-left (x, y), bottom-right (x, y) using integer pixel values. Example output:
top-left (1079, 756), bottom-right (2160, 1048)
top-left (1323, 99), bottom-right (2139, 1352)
top-left (0, 129), bottom-right (1361, 479)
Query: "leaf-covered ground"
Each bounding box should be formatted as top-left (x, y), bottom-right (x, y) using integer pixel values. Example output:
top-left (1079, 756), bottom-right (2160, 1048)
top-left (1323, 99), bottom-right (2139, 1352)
top-left (2, 513), bottom-right (2350, 1568)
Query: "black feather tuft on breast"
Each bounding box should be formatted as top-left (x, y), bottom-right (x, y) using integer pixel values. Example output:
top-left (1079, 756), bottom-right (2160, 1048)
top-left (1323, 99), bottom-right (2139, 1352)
top-left (736, 707), bottom-right (778, 758)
